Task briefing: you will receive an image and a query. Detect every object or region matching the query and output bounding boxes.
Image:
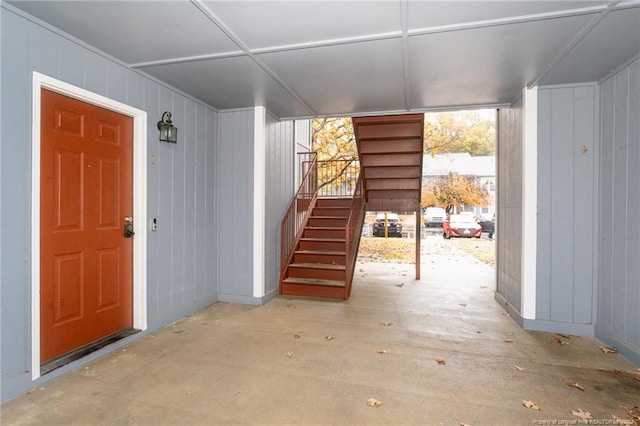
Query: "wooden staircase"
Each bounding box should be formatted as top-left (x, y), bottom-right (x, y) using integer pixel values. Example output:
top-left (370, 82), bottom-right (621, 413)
top-left (279, 113), bottom-right (424, 299)
top-left (281, 197), bottom-right (355, 299)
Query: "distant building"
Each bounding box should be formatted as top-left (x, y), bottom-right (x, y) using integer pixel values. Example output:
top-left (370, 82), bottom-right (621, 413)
top-left (422, 153), bottom-right (496, 215)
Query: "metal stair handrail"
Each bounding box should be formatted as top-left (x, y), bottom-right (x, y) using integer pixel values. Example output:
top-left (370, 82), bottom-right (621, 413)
top-left (344, 170), bottom-right (365, 297)
top-left (280, 152), bottom-right (318, 277)
top-left (317, 158), bottom-right (360, 198)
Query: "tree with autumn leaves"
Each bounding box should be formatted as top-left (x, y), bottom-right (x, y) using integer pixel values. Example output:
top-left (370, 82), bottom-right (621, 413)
top-left (423, 110), bottom-right (495, 156)
top-left (421, 173), bottom-right (489, 212)
top-left (312, 118), bottom-right (359, 195)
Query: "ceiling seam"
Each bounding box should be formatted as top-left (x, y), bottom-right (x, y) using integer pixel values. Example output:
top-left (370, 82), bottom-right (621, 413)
top-left (400, 0), bottom-right (411, 112)
top-left (189, 0), bottom-right (318, 117)
top-left (131, 4), bottom-right (611, 71)
top-left (408, 5), bottom-right (608, 38)
top-left (528, 1), bottom-right (621, 88)
top-left (130, 51), bottom-right (247, 69)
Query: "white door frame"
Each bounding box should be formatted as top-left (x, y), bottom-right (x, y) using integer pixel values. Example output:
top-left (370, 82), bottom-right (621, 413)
top-left (31, 72), bottom-right (147, 379)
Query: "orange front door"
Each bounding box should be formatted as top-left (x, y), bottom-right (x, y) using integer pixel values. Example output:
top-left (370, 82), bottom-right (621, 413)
top-left (40, 89), bottom-right (134, 363)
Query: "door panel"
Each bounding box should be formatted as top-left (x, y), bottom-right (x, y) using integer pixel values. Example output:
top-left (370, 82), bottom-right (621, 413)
top-left (41, 89), bottom-right (133, 363)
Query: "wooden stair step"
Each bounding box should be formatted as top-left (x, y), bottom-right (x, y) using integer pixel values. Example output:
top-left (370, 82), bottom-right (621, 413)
top-left (316, 198), bottom-right (353, 207)
top-left (287, 262), bottom-right (346, 280)
top-left (311, 206), bottom-right (351, 213)
top-left (289, 262), bottom-right (345, 270)
top-left (282, 277), bottom-right (345, 287)
top-left (295, 250), bottom-right (345, 256)
top-left (281, 277), bottom-right (347, 298)
top-left (304, 226), bottom-right (346, 238)
top-left (305, 226), bottom-right (345, 230)
top-left (293, 249), bottom-right (346, 265)
top-left (300, 238), bottom-right (345, 242)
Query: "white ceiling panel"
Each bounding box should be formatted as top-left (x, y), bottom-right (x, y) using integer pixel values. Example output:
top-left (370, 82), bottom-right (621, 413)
top-left (8, 1), bottom-right (240, 64)
top-left (5, 0), bottom-right (639, 118)
top-left (258, 38), bottom-right (406, 116)
top-left (407, 1), bottom-right (608, 30)
top-left (203, 1), bottom-right (402, 50)
top-left (141, 56), bottom-right (312, 119)
top-left (540, 7), bottom-right (640, 84)
top-left (408, 13), bottom-right (595, 109)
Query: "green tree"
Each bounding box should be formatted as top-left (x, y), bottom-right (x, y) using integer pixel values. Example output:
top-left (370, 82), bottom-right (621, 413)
top-left (424, 110), bottom-right (495, 156)
top-left (421, 173), bottom-right (489, 211)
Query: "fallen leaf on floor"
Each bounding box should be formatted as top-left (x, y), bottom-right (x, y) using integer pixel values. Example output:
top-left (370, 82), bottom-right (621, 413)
top-left (501, 312), bottom-right (511, 317)
top-left (566, 381), bottom-right (584, 390)
top-left (459, 423), bottom-right (471, 426)
top-left (284, 352), bottom-right (293, 358)
top-left (600, 345), bottom-right (618, 354)
top-left (325, 335), bottom-right (335, 341)
top-left (634, 373), bottom-right (640, 381)
top-left (26, 386), bottom-right (39, 394)
top-left (376, 350), bottom-right (387, 354)
top-left (514, 365), bottom-right (525, 372)
top-left (572, 409), bottom-right (593, 421)
top-left (380, 322), bottom-right (393, 326)
top-left (613, 369), bottom-right (627, 377)
top-left (522, 400), bottom-right (540, 411)
top-left (367, 398), bottom-right (382, 407)
top-left (287, 304), bottom-right (296, 309)
top-left (436, 358), bottom-right (446, 365)
top-left (294, 334), bottom-right (301, 339)
top-left (557, 333), bottom-right (571, 339)
top-left (458, 303), bottom-right (467, 307)
top-left (553, 336), bottom-right (569, 345)
top-left (620, 405), bottom-right (640, 424)
top-left (395, 283), bottom-right (405, 287)
top-left (504, 339), bottom-right (514, 343)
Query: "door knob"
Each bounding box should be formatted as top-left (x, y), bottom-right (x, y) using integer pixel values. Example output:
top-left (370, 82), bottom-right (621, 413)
top-left (123, 217), bottom-right (135, 238)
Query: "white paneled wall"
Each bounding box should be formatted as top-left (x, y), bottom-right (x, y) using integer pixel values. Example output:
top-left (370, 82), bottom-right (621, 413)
top-left (536, 84), bottom-right (597, 330)
top-left (1, 7), bottom-right (217, 401)
top-left (596, 57), bottom-right (640, 364)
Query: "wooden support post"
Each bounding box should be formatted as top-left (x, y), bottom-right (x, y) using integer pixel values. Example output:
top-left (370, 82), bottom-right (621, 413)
top-left (415, 210), bottom-right (421, 280)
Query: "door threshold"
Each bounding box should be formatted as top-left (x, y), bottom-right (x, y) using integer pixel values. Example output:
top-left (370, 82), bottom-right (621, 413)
top-left (40, 328), bottom-right (139, 375)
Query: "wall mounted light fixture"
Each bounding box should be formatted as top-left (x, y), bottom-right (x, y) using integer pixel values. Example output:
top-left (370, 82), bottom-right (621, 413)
top-left (157, 111), bottom-right (177, 143)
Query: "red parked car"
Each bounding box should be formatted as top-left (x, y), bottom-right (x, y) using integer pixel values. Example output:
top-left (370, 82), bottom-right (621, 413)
top-left (443, 214), bottom-right (482, 239)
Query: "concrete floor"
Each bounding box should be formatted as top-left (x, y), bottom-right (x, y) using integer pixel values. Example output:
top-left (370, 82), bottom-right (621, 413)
top-left (2, 239), bottom-right (639, 425)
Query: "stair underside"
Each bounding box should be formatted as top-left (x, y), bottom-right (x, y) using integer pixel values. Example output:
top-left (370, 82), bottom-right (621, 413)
top-left (352, 114), bottom-right (424, 212)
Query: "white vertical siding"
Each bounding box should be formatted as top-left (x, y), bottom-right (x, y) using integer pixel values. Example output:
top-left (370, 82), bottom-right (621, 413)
top-left (496, 100), bottom-right (523, 315)
top-left (0, 7), bottom-right (218, 401)
top-left (596, 57), bottom-right (640, 364)
top-left (536, 84), bottom-right (598, 329)
top-left (216, 109), bottom-right (256, 303)
top-left (264, 113), bottom-right (295, 301)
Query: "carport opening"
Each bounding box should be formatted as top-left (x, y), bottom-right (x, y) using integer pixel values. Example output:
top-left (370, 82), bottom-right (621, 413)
top-left (311, 109), bottom-right (497, 283)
